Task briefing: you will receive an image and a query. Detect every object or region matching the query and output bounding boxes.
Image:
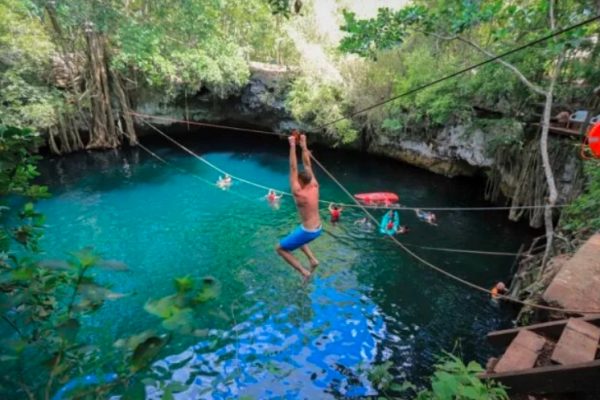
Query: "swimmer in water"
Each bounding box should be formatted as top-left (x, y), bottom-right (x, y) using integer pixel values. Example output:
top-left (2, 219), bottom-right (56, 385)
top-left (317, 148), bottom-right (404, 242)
top-left (397, 225), bottom-right (410, 235)
top-left (266, 189), bottom-right (282, 202)
top-left (490, 282), bottom-right (508, 301)
top-left (415, 208), bottom-right (437, 225)
top-left (354, 217), bottom-right (374, 232)
top-left (328, 203), bottom-right (343, 223)
top-left (217, 174), bottom-right (232, 190)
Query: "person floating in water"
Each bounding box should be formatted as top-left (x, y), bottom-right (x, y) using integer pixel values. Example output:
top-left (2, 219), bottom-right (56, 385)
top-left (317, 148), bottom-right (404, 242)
top-left (276, 133), bottom-right (321, 281)
top-left (266, 189), bottom-right (282, 203)
top-left (397, 225), bottom-right (410, 235)
top-left (354, 217), bottom-right (374, 232)
top-left (490, 282), bottom-right (508, 301)
top-left (415, 208), bottom-right (437, 225)
top-left (217, 174), bottom-right (232, 190)
top-left (266, 189), bottom-right (283, 210)
top-left (328, 203), bottom-right (343, 223)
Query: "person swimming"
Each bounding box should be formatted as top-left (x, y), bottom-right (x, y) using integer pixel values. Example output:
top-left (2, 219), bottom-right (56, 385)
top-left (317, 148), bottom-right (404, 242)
top-left (266, 189), bottom-right (282, 202)
top-left (397, 225), bottom-right (410, 235)
top-left (415, 208), bottom-right (437, 225)
top-left (490, 282), bottom-right (508, 300)
top-left (354, 217), bottom-right (374, 232)
top-left (217, 174), bottom-right (232, 190)
top-left (328, 203), bottom-right (343, 223)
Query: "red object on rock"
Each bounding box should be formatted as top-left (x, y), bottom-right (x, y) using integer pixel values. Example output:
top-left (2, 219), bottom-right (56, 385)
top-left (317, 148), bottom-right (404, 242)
top-left (354, 192), bottom-right (399, 205)
top-left (589, 123), bottom-right (600, 158)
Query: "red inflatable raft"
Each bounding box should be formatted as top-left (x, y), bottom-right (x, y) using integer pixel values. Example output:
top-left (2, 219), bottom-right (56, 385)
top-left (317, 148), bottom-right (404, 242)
top-left (354, 192), bottom-right (399, 205)
top-left (589, 123), bottom-right (600, 158)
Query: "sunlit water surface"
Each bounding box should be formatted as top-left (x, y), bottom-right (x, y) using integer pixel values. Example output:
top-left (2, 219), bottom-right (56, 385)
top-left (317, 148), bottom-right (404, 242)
top-left (35, 132), bottom-right (534, 399)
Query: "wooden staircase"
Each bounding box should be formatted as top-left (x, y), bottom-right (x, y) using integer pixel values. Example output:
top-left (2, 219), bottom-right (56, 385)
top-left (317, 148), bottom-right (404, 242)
top-left (482, 317), bottom-right (600, 395)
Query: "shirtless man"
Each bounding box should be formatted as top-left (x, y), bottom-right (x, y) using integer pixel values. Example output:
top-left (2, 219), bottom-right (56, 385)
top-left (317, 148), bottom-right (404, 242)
top-left (276, 134), bottom-right (321, 280)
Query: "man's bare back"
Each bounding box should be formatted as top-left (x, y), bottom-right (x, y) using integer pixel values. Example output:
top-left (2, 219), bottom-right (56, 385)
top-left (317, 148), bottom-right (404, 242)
top-left (275, 133), bottom-right (322, 280)
top-left (293, 181), bottom-right (320, 230)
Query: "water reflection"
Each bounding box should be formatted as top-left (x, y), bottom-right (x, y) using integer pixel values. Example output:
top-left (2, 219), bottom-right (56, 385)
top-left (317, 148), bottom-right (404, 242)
top-left (147, 274), bottom-right (414, 399)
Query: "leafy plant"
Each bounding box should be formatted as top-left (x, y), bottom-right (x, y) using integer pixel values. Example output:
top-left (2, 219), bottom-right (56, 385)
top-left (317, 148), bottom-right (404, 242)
top-left (561, 162), bottom-right (600, 232)
top-left (144, 275), bottom-right (221, 334)
top-left (416, 354), bottom-right (508, 400)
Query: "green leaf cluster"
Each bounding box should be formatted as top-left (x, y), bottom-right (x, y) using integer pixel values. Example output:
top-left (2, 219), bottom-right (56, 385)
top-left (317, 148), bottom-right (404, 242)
top-left (287, 75), bottom-right (358, 144)
top-left (561, 162), bottom-right (600, 232)
top-left (144, 275), bottom-right (221, 334)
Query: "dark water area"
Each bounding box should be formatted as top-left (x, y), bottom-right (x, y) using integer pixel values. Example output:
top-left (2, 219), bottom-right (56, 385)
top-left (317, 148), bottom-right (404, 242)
top-left (32, 127), bottom-right (538, 398)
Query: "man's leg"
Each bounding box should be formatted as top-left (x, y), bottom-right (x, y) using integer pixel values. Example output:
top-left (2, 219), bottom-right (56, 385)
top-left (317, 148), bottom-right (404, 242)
top-left (276, 245), bottom-right (311, 278)
top-left (300, 245), bottom-right (319, 271)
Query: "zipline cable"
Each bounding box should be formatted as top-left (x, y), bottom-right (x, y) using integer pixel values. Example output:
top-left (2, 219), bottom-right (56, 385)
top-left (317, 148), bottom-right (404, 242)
top-left (135, 115), bottom-right (565, 212)
top-left (308, 152), bottom-right (600, 314)
top-left (318, 14), bottom-right (600, 129)
top-left (142, 118), bottom-right (600, 312)
top-left (140, 120), bottom-right (550, 258)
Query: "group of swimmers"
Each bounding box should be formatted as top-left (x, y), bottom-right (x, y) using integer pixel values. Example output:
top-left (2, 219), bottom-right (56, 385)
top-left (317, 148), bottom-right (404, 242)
top-left (331, 207), bottom-right (436, 236)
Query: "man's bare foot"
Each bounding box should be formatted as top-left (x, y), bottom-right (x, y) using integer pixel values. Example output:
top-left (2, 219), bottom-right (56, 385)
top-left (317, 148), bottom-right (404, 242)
top-left (302, 271), bottom-right (312, 283)
top-left (309, 259), bottom-right (319, 272)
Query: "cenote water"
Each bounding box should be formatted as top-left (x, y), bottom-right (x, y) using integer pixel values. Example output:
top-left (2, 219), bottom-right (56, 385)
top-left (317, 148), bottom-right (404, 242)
top-left (35, 130), bottom-right (535, 399)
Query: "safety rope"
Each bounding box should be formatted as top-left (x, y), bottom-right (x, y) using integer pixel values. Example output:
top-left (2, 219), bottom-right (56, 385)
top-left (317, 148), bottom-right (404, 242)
top-left (308, 153), bottom-right (600, 315)
top-left (140, 118), bottom-right (600, 312)
top-left (139, 131), bottom-right (527, 257)
top-left (133, 114), bottom-right (565, 212)
top-left (318, 14), bottom-right (600, 129)
top-left (401, 243), bottom-right (520, 257)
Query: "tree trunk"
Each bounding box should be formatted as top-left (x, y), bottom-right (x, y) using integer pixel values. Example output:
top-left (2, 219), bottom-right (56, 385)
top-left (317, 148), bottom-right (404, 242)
top-left (85, 26), bottom-right (119, 149)
top-left (111, 70), bottom-right (138, 145)
top-left (540, 53), bottom-right (565, 273)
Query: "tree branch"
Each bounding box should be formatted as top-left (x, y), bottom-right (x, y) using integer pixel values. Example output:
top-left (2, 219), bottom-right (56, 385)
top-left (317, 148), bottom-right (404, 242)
top-left (455, 36), bottom-right (547, 96)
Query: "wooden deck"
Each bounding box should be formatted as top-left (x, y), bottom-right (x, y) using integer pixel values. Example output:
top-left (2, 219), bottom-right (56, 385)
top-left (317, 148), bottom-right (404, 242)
top-left (483, 317), bottom-right (600, 395)
top-left (543, 233), bottom-right (600, 314)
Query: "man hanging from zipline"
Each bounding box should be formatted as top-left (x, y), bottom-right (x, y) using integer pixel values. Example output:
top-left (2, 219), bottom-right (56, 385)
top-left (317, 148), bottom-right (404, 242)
top-left (276, 132), bottom-right (321, 281)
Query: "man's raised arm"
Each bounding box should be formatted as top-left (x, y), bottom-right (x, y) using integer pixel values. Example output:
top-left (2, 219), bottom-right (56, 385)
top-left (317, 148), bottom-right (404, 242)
top-left (299, 134), bottom-right (316, 183)
top-left (289, 136), bottom-right (301, 192)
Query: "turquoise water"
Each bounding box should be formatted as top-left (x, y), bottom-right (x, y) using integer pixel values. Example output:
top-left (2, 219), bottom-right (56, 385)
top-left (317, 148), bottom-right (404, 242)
top-left (36, 131), bottom-right (533, 398)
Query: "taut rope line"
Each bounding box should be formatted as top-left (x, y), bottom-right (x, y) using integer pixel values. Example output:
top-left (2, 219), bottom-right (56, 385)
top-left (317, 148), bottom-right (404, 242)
top-left (138, 118), bottom-right (600, 312)
top-left (308, 153), bottom-right (600, 315)
top-left (133, 114), bottom-right (564, 212)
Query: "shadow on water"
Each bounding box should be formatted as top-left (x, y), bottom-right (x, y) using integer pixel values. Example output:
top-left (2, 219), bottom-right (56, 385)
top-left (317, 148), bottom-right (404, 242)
top-left (34, 125), bottom-right (540, 399)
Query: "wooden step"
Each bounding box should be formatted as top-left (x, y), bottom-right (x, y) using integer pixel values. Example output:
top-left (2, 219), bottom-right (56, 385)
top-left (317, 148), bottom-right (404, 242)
top-left (494, 330), bottom-right (546, 373)
top-left (551, 319), bottom-right (600, 366)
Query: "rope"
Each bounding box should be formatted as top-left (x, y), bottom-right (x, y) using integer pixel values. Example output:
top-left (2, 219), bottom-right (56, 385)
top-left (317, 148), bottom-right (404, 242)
top-left (318, 14), bottom-right (600, 129)
top-left (401, 243), bottom-right (520, 257)
top-left (308, 153), bottom-right (600, 315)
top-left (134, 114), bottom-right (566, 212)
top-left (140, 120), bottom-right (590, 264)
top-left (137, 142), bottom-right (256, 203)
top-left (129, 111), bottom-right (281, 136)
top-left (140, 125), bottom-right (600, 313)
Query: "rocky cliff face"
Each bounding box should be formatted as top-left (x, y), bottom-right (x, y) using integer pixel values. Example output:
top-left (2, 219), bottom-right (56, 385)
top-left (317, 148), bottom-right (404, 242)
top-left (135, 62), bottom-right (302, 133)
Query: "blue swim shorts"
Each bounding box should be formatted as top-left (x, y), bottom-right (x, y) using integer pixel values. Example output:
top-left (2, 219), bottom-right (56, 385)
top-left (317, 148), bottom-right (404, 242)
top-left (279, 225), bottom-right (322, 251)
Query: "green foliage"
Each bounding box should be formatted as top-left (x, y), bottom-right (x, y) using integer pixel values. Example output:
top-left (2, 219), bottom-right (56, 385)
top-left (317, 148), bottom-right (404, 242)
top-left (367, 354), bottom-right (507, 400)
top-left (336, 0), bottom-right (600, 142)
top-left (144, 275), bottom-right (221, 334)
top-left (287, 76), bottom-right (358, 144)
top-left (340, 6), bottom-right (428, 58)
top-left (561, 162), bottom-right (600, 232)
top-left (0, 0), bottom-right (62, 130)
top-left (0, 126), bottom-right (171, 398)
top-left (416, 354), bottom-right (508, 400)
